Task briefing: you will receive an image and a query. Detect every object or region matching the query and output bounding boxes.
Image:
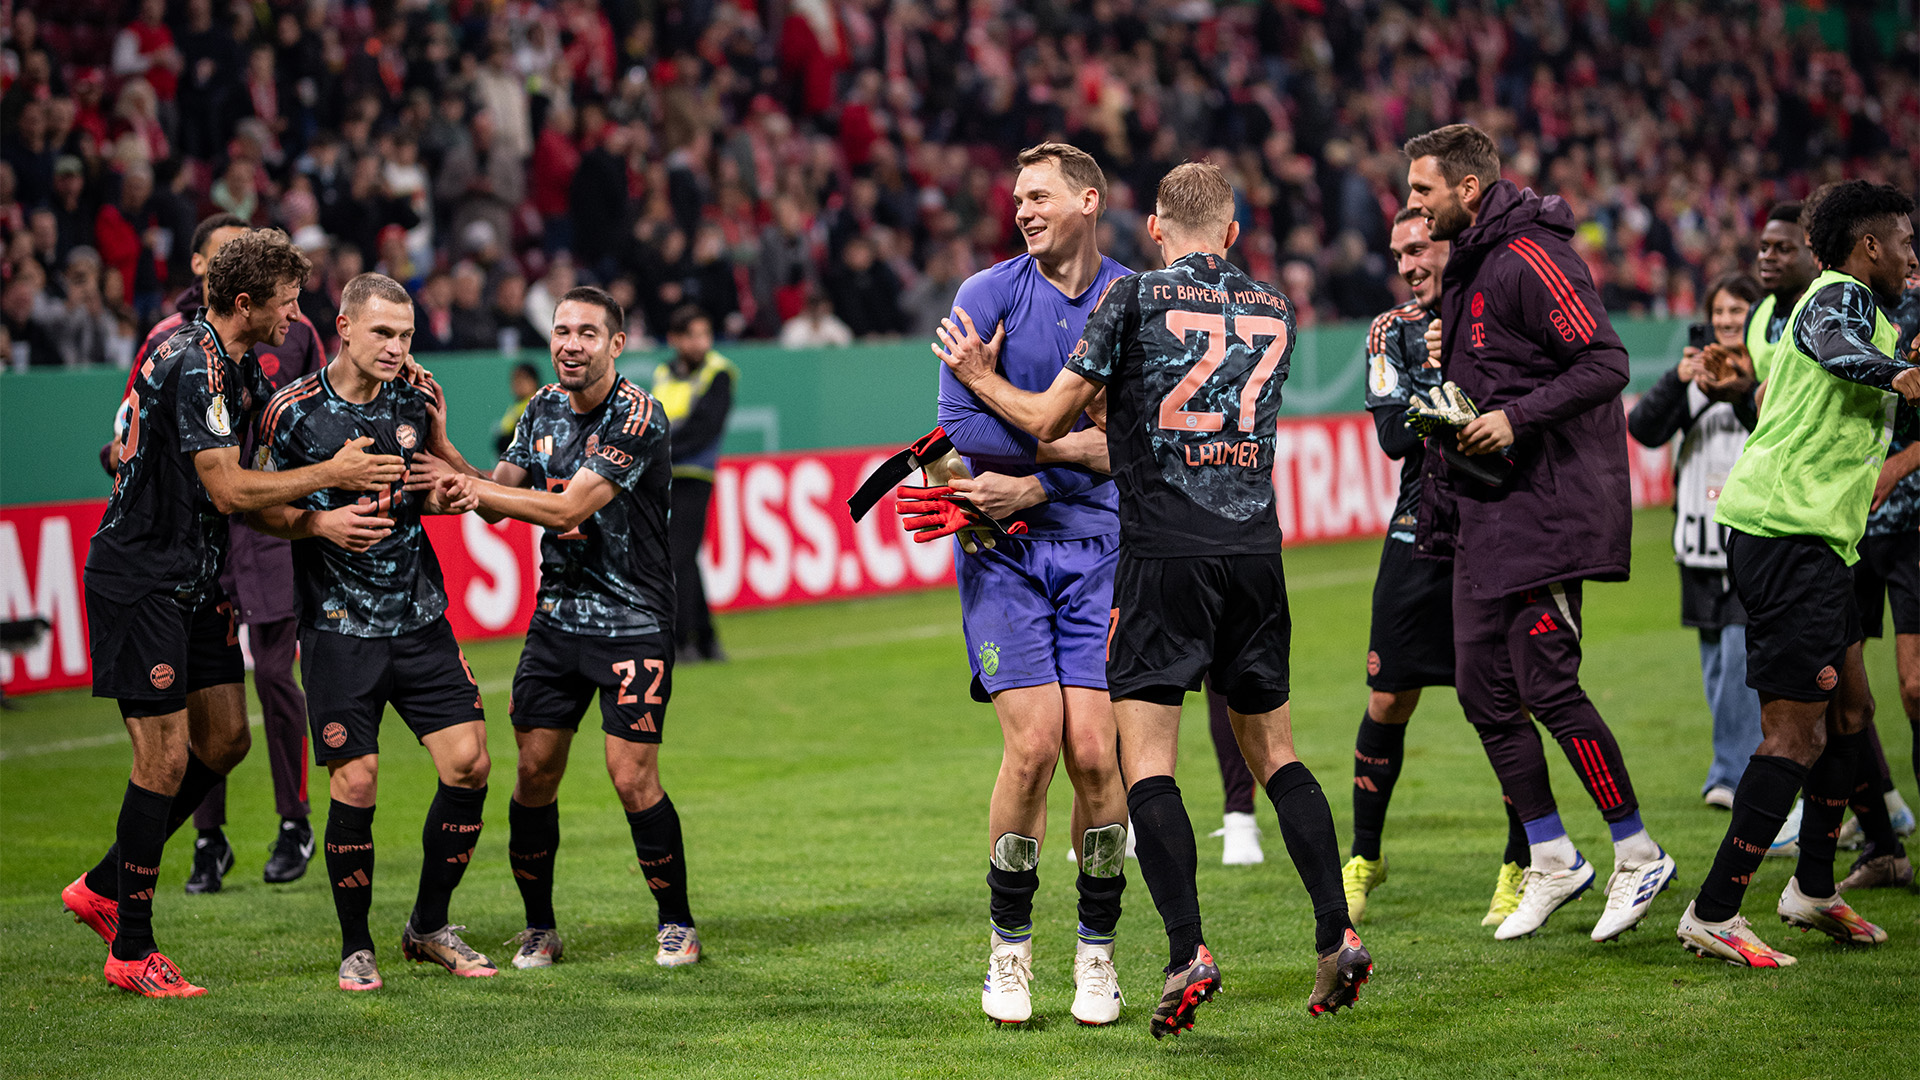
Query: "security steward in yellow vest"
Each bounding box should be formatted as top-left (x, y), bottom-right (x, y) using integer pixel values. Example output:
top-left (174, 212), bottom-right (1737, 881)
top-left (654, 305), bottom-right (737, 663)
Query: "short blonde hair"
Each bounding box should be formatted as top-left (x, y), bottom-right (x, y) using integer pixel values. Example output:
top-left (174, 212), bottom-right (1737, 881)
top-left (1016, 143), bottom-right (1107, 218)
top-left (1154, 162), bottom-right (1235, 236)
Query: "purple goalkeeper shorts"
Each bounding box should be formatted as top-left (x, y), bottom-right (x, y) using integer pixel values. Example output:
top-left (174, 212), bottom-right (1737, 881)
top-left (956, 533), bottom-right (1118, 702)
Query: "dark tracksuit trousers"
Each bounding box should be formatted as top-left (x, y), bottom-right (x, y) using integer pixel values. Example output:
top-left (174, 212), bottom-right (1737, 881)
top-left (193, 618), bottom-right (310, 828)
top-left (670, 477), bottom-right (718, 658)
top-left (1454, 580), bottom-right (1638, 829)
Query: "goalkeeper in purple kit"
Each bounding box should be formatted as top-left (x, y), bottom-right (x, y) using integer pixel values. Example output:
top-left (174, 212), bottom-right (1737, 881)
top-left (897, 143), bottom-right (1131, 1027)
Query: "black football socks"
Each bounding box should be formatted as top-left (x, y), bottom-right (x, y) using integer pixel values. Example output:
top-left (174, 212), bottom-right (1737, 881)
top-left (628, 795), bottom-right (694, 926)
top-left (508, 798), bottom-right (561, 930)
top-left (1265, 761), bottom-right (1351, 956)
top-left (1695, 755), bottom-right (1806, 922)
top-left (412, 782), bottom-right (487, 934)
top-left (84, 750), bottom-right (227, 898)
top-left (326, 802), bottom-right (377, 958)
top-left (1351, 713), bottom-right (1407, 861)
top-left (1127, 775), bottom-right (1203, 969)
top-left (110, 782), bottom-right (172, 961)
top-left (1797, 735), bottom-right (1864, 898)
top-left (1502, 796), bottom-right (1531, 867)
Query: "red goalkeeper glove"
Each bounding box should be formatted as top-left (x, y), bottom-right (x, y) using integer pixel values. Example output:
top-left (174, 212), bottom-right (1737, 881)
top-left (895, 485), bottom-right (1027, 554)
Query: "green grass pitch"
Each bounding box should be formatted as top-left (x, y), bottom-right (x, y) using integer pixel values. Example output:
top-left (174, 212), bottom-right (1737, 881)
top-left (2, 509), bottom-right (1915, 1079)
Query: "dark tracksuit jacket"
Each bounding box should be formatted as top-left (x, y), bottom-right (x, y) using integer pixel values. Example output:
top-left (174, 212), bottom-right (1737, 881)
top-left (1417, 180), bottom-right (1633, 599)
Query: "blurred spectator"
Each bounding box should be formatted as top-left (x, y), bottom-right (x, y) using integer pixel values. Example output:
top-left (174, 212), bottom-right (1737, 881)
top-left (825, 236), bottom-right (907, 339)
top-left (49, 247), bottom-right (120, 367)
top-left (111, 0), bottom-right (180, 130)
top-left (530, 107), bottom-right (580, 254)
top-left (779, 292), bottom-right (853, 349)
top-left (48, 157), bottom-right (97, 264)
top-left (413, 270), bottom-right (456, 352)
top-left (93, 163), bottom-right (163, 316)
top-left (492, 271), bottom-right (546, 351)
top-left (448, 262), bottom-right (497, 350)
top-left (436, 109), bottom-right (523, 263)
top-left (688, 223), bottom-right (741, 337)
top-left (497, 361), bottom-right (541, 456)
top-left (902, 241), bottom-right (971, 339)
top-left (4, 101), bottom-right (56, 209)
top-left (3, 268), bottom-right (62, 368)
top-left (752, 194), bottom-right (818, 337)
top-left (524, 255), bottom-right (575, 339)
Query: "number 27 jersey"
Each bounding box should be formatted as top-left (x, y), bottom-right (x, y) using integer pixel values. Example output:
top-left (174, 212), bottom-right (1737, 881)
top-left (1066, 251), bottom-right (1295, 557)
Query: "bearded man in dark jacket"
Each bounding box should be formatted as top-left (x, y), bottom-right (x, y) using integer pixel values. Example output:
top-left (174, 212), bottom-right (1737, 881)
top-left (1404, 124), bottom-right (1676, 946)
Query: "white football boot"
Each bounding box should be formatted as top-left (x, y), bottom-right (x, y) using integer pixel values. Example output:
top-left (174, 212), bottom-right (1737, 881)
top-left (1591, 849), bottom-right (1678, 942)
top-left (1494, 857), bottom-right (1596, 940)
top-left (1675, 901), bottom-right (1796, 967)
top-left (982, 931), bottom-right (1033, 1023)
top-left (1070, 939), bottom-right (1122, 1025)
top-left (1777, 877), bottom-right (1887, 945)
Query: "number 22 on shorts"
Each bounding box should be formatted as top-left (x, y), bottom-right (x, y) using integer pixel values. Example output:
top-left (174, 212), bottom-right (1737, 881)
top-left (613, 659), bottom-right (666, 705)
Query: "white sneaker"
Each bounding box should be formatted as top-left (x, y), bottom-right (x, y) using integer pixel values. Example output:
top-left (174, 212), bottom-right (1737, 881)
top-left (982, 931), bottom-right (1033, 1023)
top-left (1070, 940), bottom-right (1122, 1025)
top-left (1835, 791), bottom-right (1918, 849)
top-left (1494, 857), bottom-right (1596, 940)
top-left (1212, 812), bottom-right (1264, 866)
top-left (1675, 901), bottom-right (1796, 967)
top-left (1703, 786), bottom-right (1735, 810)
top-left (655, 923), bottom-right (702, 966)
top-left (1766, 800), bottom-right (1802, 858)
top-left (1591, 850), bottom-right (1678, 942)
top-left (1777, 877), bottom-right (1887, 944)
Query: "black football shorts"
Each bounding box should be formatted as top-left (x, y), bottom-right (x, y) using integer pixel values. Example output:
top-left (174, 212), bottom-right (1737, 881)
top-left (300, 617), bottom-right (485, 763)
top-left (1852, 530), bottom-right (1920, 640)
top-left (1726, 529), bottom-right (1863, 703)
top-left (1366, 538), bottom-right (1456, 691)
top-left (1107, 551), bottom-right (1290, 715)
top-left (86, 584), bottom-right (243, 718)
top-left (510, 627), bottom-right (673, 744)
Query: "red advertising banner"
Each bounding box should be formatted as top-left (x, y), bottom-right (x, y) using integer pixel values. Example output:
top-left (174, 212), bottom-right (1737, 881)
top-left (693, 447), bottom-right (957, 610)
top-left (0, 499), bottom-right (104, 695)
top-left (0, 409), bottom-right (1669, 695)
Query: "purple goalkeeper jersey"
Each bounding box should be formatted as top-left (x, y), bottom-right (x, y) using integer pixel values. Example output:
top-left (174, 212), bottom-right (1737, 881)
top-left (936, 253), bottom-right (1129, 540)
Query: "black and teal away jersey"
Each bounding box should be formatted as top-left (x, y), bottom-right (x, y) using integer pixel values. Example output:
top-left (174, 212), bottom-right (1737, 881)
top-left (500, 376), bottom-right (675, 637)
top-left (1066, 251), bottom-right (1296, 557)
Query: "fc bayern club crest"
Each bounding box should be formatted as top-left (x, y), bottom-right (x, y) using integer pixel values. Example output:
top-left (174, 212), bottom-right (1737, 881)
top-left (395, 423), bottom-right (418, 449)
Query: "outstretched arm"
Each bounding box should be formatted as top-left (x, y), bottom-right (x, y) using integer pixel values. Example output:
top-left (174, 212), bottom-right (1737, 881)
top-left (470, 465), bottom-right (618, 533)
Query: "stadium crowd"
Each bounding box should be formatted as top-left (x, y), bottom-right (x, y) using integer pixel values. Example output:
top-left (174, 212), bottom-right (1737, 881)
top-left (1, 0), bottom-right (1915, 366)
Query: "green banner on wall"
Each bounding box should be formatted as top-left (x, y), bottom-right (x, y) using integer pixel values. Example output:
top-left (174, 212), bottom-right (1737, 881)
top-left (0, 318), bottom-right (1694, 507)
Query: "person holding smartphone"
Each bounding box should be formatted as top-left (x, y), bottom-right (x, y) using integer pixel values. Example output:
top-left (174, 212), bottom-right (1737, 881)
top-left (1628, 273), bottom-right (1766, 809)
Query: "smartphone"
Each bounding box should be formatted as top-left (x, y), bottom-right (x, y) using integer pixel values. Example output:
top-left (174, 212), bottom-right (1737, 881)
top-left (1688, 323), bottom-right (1711, 350)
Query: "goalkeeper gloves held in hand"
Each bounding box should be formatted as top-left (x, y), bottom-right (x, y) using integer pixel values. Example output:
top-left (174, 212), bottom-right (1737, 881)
top-left (895, 485), bottom-right (1028, 554)
top-left (1404, 380), bottom-right (1481, 438)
